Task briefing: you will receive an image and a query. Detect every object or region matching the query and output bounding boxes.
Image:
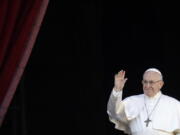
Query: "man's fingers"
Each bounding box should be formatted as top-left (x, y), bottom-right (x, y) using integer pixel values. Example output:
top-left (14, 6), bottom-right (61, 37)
top-left (117, 70), bottom-right (126, 78)
top-left (122, 70), bottom-right (125, 78)
top-left (124, 78), bottom-right (128, 83)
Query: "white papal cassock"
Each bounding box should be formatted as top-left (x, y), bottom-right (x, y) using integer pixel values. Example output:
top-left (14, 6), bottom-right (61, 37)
top-left (107, 90), bottom-right (180, 135)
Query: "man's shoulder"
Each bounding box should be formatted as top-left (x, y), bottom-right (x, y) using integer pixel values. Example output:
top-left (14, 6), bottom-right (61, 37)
top-left (123, 93), bottom-right (144, 102)
top-left (162, 94), bottom-right (180, 104)
top-left (129, 94), bottom-right (144, 98)
top-left (123, 94), bottom-right (144, 107)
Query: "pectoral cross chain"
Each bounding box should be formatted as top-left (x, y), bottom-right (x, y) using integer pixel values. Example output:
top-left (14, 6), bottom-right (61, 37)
top-left (144, 95), bottom-right (162, 127)
top-left (144, 118), bottom-right (152, 127)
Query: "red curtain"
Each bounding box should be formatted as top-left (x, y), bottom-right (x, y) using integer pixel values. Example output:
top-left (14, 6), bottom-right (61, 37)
top-left (0, 0), bottom-right (49, 126)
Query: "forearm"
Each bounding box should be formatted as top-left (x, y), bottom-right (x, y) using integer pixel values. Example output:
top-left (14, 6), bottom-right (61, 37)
top-left (107, 89), bottom-right (123, 118)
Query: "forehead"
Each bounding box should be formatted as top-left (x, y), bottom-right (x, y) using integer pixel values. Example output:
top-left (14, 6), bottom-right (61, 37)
top-left (143, 71), bottom-right (161, 80)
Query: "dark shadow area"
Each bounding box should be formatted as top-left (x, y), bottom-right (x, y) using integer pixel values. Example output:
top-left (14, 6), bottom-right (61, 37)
top-left (1, 1), bottom-right (180, 135)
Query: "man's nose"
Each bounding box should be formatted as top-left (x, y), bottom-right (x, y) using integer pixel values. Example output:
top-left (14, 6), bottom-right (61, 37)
top-left (145, 83), bottom-right (151, 88)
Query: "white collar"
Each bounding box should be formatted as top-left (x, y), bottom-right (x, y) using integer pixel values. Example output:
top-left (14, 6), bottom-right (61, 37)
top-left (144, 91), bottom-right (162, 101)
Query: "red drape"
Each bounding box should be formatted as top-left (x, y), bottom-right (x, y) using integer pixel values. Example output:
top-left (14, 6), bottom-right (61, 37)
top-left (0, 0), bottom-right (49, 126)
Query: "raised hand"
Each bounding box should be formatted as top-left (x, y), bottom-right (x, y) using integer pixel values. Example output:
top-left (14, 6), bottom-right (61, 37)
top-left (114, 70), bottom-right (128, 91)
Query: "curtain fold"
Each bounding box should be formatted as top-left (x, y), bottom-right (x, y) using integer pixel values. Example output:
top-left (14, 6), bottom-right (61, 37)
top-left (0, 0), bottom-right (49, 126)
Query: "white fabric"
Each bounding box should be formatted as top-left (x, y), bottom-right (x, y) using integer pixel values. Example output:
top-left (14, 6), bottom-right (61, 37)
top-left (132, 128), bottom-right (174, 135)
top-left (112, 89), bottom-right (123, 97)
top-left (107, 90), bottom-right (180, 135)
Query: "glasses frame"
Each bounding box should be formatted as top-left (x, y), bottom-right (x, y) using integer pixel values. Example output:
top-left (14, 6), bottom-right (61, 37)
top-left (142, 80), bottom-right (162, 85)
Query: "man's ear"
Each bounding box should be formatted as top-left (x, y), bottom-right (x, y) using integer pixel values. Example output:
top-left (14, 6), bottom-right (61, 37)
top-left (159, 81), bottom-right (164, 89)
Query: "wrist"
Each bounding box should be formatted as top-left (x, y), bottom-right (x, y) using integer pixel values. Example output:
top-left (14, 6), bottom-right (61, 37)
top-left (112, 88), bottom-right (122, 97)
top-left (113, 86), bottom-right (122, 92)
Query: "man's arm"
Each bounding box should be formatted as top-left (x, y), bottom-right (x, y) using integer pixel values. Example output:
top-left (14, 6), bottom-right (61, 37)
top-left (107, 70), bottom-right (127, 117)
top-left (107, 88), bottom-right (130, 133)
top-left (107, 70), bottom-right (127, 116)
top-left (107, 89), bottom-right (127, 121)
top-left (107, 70), bottom-right (130, 132)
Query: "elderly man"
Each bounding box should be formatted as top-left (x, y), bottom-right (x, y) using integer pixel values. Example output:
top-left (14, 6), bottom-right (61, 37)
top-left (107, 68), bottom-right (180, 135)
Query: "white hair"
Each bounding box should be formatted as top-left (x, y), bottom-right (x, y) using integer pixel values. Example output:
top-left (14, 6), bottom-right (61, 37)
top-left (144, 68), bottom-right (163, 80)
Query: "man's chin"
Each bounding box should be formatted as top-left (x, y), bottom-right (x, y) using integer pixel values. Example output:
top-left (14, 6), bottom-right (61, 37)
top-left (144, 91), bottom-right (153, 97)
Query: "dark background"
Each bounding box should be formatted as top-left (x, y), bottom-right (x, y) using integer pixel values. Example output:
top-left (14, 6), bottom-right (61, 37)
top-left (1, 1), bottom-right (180, 135)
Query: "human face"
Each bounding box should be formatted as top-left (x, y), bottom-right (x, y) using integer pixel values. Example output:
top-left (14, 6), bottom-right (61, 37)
top-left (142, 71), bottom-right (164, 97)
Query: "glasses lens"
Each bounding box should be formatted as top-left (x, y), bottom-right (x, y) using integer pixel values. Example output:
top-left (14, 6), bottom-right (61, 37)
top-left (143, 80), bottom-right (159, 85)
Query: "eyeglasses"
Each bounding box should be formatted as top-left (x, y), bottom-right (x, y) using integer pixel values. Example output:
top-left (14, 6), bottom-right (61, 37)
top-left (142, 80), bottom-right (161, 85)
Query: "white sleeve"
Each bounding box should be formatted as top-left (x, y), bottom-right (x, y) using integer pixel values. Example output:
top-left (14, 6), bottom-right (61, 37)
top-left (112, 89), bottom-right (123, 98)
top-left (107, 89), bottom-right (130, 134)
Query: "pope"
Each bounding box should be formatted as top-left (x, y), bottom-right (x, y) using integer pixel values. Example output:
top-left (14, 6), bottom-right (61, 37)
top-left (107, 68), bottom-right (180, 135)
